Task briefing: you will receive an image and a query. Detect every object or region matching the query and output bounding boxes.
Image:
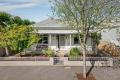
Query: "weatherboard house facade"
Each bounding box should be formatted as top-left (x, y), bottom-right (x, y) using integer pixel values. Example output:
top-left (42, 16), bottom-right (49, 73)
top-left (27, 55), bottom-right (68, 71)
top-left (33, 18), bottom-right (120, 53)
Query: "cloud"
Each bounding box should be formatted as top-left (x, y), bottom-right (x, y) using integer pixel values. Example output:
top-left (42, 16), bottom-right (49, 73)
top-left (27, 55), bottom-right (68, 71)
top-left (0, 0), bottom-right (47, 11)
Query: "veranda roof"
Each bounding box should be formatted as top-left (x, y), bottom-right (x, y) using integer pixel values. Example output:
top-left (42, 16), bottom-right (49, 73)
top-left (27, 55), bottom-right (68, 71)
top-left (36, 30), bottom-right (78, 34)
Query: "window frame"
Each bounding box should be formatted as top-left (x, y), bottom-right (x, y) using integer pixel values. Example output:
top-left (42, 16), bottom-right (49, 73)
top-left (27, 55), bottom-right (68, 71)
top-left (38, 35), bottom-right (48, 44)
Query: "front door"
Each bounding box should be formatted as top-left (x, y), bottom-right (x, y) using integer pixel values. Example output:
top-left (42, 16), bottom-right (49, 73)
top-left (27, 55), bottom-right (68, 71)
top-left (57, 35), bottom-right (65, 49)
top-left (59, 35), bottom-right (65, 49)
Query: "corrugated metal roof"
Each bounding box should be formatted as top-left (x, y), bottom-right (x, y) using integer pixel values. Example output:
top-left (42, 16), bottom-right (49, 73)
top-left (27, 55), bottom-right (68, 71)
top-left (34, 18), bottom-right (67, 27)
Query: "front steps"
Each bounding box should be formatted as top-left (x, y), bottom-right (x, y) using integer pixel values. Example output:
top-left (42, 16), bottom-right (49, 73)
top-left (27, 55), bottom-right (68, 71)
top-left (53, 50), bottom-right (67, 65)
top-left (56, 50), bottom-right (67, 57)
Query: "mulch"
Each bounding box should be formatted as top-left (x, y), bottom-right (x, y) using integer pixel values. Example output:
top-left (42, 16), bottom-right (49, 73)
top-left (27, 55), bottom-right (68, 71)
top-left (76, 73), bottom-right (96, 80)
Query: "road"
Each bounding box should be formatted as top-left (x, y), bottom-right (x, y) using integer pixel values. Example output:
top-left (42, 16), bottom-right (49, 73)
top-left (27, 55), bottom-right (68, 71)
top-left (0, 66), bottom-right (119, 80)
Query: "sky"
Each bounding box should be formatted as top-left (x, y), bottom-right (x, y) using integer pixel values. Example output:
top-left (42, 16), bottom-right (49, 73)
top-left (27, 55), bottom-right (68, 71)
top-left (0, 0), bottom-right (51, 22)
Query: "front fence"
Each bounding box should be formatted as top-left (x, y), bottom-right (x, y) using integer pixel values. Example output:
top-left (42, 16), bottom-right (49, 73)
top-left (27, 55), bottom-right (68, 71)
top-left (0, 57), bottom-right (53, 66)
top-left (65, 57), bottom-right (113, 67)
top-left (0, 57), bottom-right (50, 61)
top-left (112, 57), bottom-right (120, 68)
top-left (68, 57), bottom-right (109, 61)
top-left (0, 57), bottom-right (115, 67)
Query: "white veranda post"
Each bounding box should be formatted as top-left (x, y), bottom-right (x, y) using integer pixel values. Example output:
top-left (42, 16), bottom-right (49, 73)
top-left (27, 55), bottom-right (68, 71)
top-left (70, 34), bottom-right (72, 46)
top-left (49, 34), bottom-right (52, 46)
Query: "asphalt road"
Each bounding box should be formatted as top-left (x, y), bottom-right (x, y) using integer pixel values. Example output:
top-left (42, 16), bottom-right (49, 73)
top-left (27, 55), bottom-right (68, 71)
top-left (0, 66), bottom-right (119, 80)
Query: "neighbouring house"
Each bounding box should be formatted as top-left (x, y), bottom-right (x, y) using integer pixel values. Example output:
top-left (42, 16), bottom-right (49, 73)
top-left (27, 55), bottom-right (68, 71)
top-left (33, 18), bottom-right (120, 55)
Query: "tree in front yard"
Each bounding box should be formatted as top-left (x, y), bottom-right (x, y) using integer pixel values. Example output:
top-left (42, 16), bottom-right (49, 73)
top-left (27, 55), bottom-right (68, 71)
top-left (0, 27), bottom-right (10, 56)
top-left (0, 12), bottom-right (13, 27)
top-left (0, 25), bottom-right (39, 56)
top-left (51, 0), bottom-right (120, 78)
top-left (0, 12), bottom-right (38, 56)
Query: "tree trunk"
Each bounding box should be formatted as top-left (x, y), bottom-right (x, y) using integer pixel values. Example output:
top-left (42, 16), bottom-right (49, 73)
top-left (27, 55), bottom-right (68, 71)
top-left (82, 43), bottom-right (86, 78)
top-left (95, 44), bottom-right (98, 55)
top-left (5, 46), bottom-right (9, 56)
top-left (78, 31), bottom-right (87, 78)
top-left (5, 41), bottom-right (9, 56)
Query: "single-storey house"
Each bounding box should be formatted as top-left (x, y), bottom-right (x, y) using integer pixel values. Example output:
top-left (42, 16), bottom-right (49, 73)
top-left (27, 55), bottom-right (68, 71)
top-left (33, 18), bottom-right (120, 54)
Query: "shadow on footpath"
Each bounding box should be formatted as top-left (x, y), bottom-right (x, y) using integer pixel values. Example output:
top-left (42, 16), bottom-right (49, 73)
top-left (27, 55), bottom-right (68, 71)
top-left (86, 60), bottom-right (95, 77)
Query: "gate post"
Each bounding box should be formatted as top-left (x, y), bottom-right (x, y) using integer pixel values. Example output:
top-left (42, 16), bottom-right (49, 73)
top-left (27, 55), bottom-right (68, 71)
top-left (50, 57), bottom-right (54, 65)
top-left (64, 57), bottom-right (68, 66)
top-left (109, 58), bottom-right (113, 67)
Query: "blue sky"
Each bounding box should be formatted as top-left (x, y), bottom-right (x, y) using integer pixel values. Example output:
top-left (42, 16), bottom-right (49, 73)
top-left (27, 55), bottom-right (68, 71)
top-left (0, 0), bottom-right (51, 22)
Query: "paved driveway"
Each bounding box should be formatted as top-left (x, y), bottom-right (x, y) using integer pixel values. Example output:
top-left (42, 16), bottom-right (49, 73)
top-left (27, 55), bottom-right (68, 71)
top-left (0, 66), bottom-right (120, 80)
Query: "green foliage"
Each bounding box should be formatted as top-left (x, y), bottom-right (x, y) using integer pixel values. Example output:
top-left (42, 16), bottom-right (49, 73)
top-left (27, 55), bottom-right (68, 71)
top-left (0, 12), bottom-right (35, 27)
top-left (42, 48), bottom-right (55, 57)
top-left (0, 25), bottom-right (39, 53)
top-left (13, 16), bottom-right (23, 25)
top-left (69, 47), bottom-right (81, 57)
top-left (0, 12), bottom-right (13, 27)
top-left (0, 12), bottom-right (37, 54)
top-left (12, 17), bottom-right (34, 26)
top-left (23, 19), bottom-right (33, 25)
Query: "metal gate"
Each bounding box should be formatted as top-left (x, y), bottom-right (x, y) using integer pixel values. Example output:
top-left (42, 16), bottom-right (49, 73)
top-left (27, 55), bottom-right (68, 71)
top-left (53, 57), bottom-right (64, 65)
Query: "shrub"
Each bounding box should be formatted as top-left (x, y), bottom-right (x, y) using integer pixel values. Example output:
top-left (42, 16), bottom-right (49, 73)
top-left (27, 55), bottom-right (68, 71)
top-left (42, 48), bottom-right (54, 57)
top-left (30, 51), bottom-right (41, 57)
top-left (69, 47), bottom-right (81, 57)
